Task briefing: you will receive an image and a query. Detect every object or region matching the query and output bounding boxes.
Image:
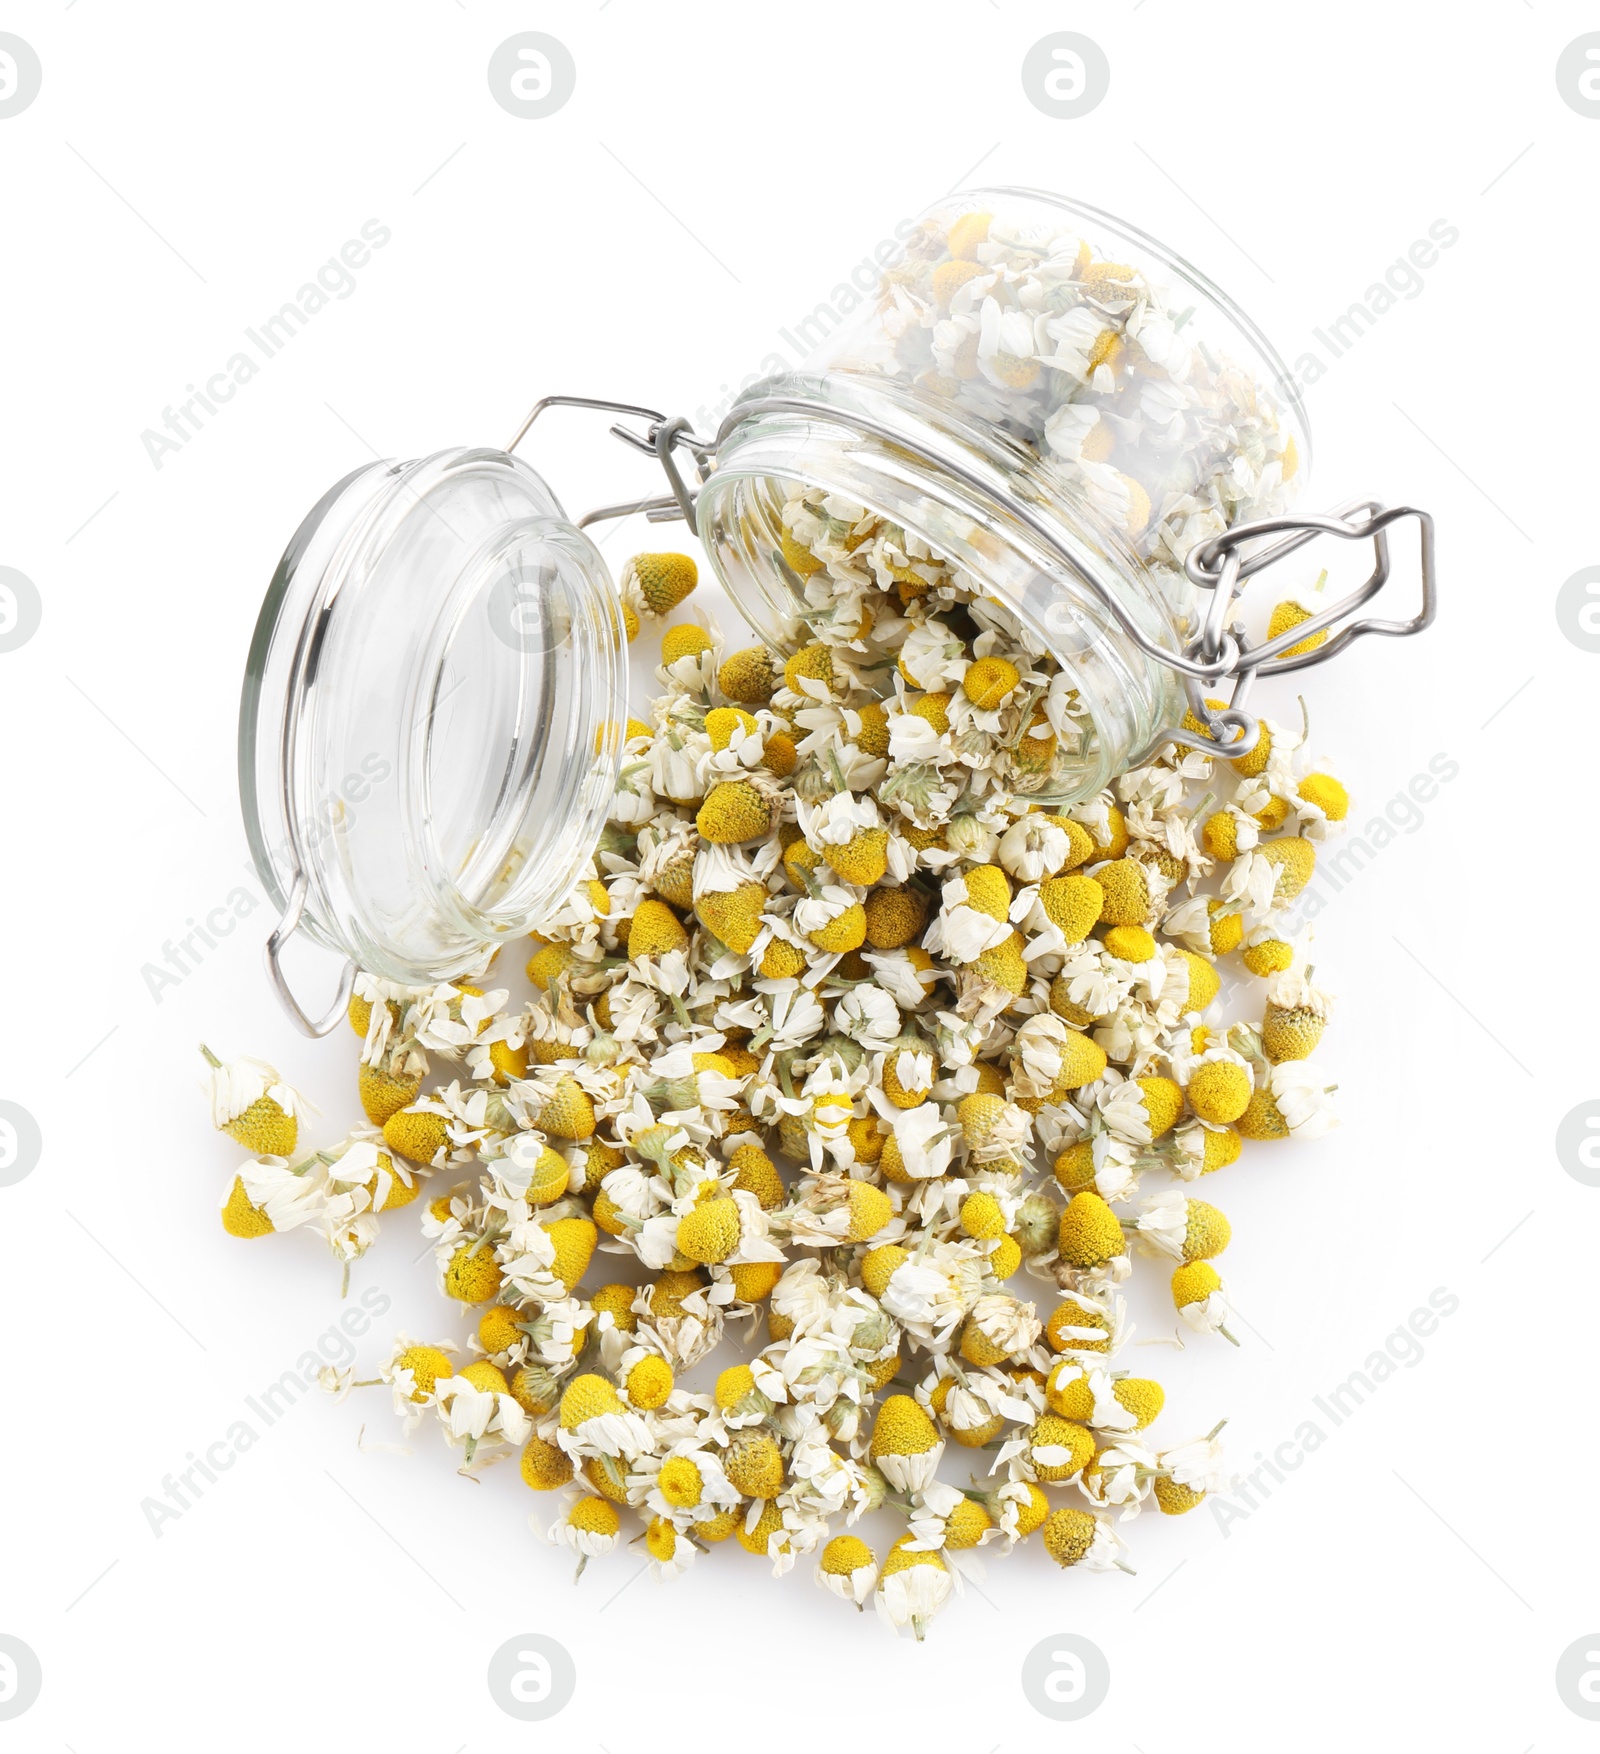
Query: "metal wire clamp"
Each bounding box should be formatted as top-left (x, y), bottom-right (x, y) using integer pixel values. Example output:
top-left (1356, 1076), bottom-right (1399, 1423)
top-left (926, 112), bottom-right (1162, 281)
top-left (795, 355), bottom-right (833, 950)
top-left (505, 394), bottom-right (1438, 768)
top-left (1166, 499), bottom-right (1437, 758)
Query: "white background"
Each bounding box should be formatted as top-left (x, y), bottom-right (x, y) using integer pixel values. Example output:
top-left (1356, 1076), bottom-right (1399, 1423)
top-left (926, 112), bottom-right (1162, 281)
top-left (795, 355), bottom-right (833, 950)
top-left (1, 2), bottom-right (1595, 1748)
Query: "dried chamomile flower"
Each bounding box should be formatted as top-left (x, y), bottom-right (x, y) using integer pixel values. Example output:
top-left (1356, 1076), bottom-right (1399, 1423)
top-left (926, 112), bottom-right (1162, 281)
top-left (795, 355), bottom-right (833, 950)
top-left (1149, 1423), bottom-right (1229, 1515)
top-left (867, 1394), bottom-right (944, 1491)
top-left (205, 497), bottom-right (1369, 1629)
top-left (556, 1373), bottom-right (652, 1462)
top-left (817, 1534), bottom-right (878, 1606)
top-left (1135, 1189), bottom-right (1231, 1264)
top-left (1185, 1055), bottom-right (1254, 1125)
top-left (432, 1362), bottom-right (531, 1466)
top-left (1167, 1119), bottom-right (1243, 1180)
top-left (719, 645), bottom-right (778, 703)
top-left (218, 1150), bottom-right (327, 1239)
top-left (1296, 771), bottom-right (1349, 825)
top-left (1041, 1505), bottom-right (1131, 1572)
top-left (545, 1492), bottom-right (622, 1580)
top-left (1241, 929), bottom-right (1295, 977)
top-left (376, 1334), bottom-right (459, 1431)
top-left (1236, 1059), bottom-right (1339, 1141)
top-left (1262, 968), bottom-right (1332, 1062)
top-left (382, 1099), bottom-right (452, 1167)
top-left (1171, 1261), bottom-right (1237, 1344)
top-left (660, 622), bottom-right (713, 666)
top-left (1057, 1192), bottom-right (1127, 1270)
top-left (974, 1479), bottom-right (1050, 1549)
top-left (958, 1293), bottom-right (1042, 1366)
top-left (1009, 1411), bottom-right (1096, 1482)
top-left (219, 1173), bottom-right (277, 1239)
top-left (201, 1046), bottom-right (306, 1158)
top-left (621, 552), bottom-right (698, 619)
top-left (875, 1535), bottom-right (953, 1640)
top-left (519, 1434), bottom-right (575, 1493)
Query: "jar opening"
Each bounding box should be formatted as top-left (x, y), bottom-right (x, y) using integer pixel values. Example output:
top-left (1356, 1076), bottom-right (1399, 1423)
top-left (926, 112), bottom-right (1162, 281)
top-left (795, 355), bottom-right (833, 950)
top-left (697, 380), bottom-right (1184, 805)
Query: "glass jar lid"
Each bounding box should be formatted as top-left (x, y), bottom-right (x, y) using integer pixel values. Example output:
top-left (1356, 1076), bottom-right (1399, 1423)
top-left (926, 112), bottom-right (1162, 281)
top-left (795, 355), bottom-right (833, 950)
top-left (240, 446), bottom-right (626, 1027)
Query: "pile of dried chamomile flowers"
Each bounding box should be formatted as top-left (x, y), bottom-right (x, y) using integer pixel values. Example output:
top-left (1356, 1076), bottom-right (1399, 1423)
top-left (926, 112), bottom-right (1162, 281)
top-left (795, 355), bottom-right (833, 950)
top-left (206, 540), bottom-right (1347, 1639)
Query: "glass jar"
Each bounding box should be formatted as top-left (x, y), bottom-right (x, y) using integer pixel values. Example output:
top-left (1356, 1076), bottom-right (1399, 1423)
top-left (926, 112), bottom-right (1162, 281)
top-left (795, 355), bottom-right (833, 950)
top-left (696, 187), bottom-right (1310, 801)
top-left (239, 445), bottom-right (626, 1029)
top-left (239, 204), bottom-right (1431, 1035)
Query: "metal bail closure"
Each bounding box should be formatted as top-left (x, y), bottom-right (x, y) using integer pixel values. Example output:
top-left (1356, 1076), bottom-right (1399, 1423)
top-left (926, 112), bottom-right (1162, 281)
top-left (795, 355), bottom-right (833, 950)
top-left (1161, 497), bottom-right (1438, 760)
top-left (556, 394), bottom-right (1440, 774)
top-left (504, 395), bottom-right (713, 530)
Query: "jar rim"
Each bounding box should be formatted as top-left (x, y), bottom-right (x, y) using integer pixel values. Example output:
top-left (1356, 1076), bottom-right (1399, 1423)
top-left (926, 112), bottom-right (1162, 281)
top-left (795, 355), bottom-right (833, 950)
top-left (239, 456), bottom-right (395, 929)
top-left (240, 446), bottom-right (627, 987)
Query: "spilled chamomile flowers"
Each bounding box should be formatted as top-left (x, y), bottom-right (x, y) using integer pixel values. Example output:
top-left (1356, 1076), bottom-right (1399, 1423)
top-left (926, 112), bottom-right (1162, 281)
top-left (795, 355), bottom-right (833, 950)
top-left (206, 507), bottom-right (1350, 1635)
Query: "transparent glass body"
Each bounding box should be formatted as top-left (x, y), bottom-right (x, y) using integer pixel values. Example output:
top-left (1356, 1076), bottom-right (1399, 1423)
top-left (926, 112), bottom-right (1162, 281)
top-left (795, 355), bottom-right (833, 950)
top-left (240, 447), bottom-right (627, 986)
top-left (697, 187), bottom-right (1309, 801)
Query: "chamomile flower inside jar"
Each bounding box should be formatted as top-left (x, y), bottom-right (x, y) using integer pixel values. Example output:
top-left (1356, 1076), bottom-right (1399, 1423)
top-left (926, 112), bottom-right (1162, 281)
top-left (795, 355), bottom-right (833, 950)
top-left (696, 188), bottom-right (1309, 804)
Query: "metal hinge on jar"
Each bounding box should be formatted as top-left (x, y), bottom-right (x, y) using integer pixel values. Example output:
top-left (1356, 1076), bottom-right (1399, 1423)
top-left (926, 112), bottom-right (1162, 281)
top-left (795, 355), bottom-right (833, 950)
top-left (1168, 500), bottom-right (1437, 759)
top-left (505, 395), bottom-right (710, 528)
top-left (508, 394), bottom-right (1437, 765)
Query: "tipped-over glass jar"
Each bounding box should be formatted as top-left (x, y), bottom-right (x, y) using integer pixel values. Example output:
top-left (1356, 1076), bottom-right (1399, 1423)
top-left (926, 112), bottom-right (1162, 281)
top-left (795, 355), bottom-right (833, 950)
top-left (239, 190), bottom-right (1433, 1032)
top-left (697, 187), bottom-right (1306, 800)
top-left (683, 188), bottom-right (1430, 811)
